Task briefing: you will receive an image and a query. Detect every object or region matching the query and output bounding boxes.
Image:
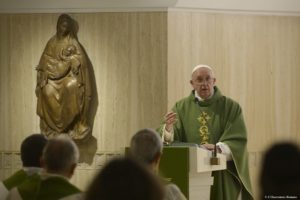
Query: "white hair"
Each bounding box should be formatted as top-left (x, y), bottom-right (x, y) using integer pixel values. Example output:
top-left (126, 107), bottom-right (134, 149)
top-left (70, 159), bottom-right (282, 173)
top-left (191, 64), bottom-right (214, 77)
top-left (42, 134), bottom-right (79, 174)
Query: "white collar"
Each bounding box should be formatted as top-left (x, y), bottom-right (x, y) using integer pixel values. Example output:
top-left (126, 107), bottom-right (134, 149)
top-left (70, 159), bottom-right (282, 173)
top-left (40, 172), bottom-right (70, 181)
top-left (194, 90), bottom-right (214, 101)
top-left (23, 167), bottom-right (42, 176)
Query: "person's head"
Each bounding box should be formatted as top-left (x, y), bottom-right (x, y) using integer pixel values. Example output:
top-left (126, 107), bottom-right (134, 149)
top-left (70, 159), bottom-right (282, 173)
top-left (85, 157), bottom-right (165, 200)
top-left (41, 134), bottom-right (79, 179)
top-left (260, 142), bottom-right (300, 197)
top-left (20, 134), bottom-right (47, 168)
top-left (56, 14), bottom-right (76, 38)
top-left (130, 129), bottom-right (163, 171)
top-left (190, 64), bottom-right (216, 100)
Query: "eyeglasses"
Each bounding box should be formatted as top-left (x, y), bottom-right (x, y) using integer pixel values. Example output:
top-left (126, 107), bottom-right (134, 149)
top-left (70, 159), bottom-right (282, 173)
top-left (193, 77), bottom-right (214, 85)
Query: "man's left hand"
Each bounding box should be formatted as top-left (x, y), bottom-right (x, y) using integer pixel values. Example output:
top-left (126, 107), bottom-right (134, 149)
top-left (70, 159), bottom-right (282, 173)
top-left (202, 143), bottom-right (222, 153)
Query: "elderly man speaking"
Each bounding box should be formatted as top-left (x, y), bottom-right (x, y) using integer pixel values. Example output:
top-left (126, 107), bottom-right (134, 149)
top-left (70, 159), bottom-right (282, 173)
top-left (158, 64), bottom-right (253, 200)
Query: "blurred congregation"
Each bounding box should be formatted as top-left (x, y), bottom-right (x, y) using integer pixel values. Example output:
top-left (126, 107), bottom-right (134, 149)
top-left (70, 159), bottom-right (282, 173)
top-left (1, 131), bottom-right (299, 200)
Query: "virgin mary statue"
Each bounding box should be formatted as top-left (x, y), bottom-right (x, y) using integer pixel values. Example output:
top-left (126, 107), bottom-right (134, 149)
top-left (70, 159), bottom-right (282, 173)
top-left (36, 14), bottom-right (92, 141)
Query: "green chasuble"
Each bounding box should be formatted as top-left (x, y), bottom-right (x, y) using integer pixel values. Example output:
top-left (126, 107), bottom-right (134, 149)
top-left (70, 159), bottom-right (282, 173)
top-left (0, 169), bottom-right (30, 200)
top-left (2, 169), bottom-right (29, 191)
top-left (12, 173), bottom-right (81, 200)
top-left (158, 86), bottom-right (253, 200)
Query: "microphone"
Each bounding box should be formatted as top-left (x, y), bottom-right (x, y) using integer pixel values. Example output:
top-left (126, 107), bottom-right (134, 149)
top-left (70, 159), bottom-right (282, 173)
top-left (210, 144), bottom-right (220, 165)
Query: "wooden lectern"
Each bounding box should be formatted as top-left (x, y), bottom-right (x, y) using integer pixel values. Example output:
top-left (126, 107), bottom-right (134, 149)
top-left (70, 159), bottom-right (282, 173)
top-left (159, 145), bottom-right (226, 200)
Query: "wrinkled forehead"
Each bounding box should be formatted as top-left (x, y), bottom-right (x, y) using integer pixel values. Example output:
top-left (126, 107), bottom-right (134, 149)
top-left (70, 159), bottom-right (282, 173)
top-left (191, 65), bottom-right (214, 79)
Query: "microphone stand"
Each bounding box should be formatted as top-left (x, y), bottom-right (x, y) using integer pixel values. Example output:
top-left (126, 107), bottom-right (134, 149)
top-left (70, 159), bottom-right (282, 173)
top-left (210, 144), bottom-right (220, 165)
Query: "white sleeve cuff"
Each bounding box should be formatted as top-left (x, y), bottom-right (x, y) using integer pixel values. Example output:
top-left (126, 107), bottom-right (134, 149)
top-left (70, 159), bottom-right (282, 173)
top-left (162, 124), bottom-right (174, 143)
top-left (216, 142), bottom-right (232, 161)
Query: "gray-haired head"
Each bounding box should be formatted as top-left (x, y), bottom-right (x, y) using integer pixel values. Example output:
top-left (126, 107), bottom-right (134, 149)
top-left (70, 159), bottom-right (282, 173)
top-left (130, 129), bottom-right (163, 165)
top-left (42, 135), bottom-right (79, 176)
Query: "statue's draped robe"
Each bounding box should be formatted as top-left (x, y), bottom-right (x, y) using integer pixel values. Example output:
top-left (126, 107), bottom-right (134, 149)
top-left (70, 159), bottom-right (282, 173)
top-left (36, 35), bottom-right (91, 136)
top-left (158, 86), bottom-right (253, 200)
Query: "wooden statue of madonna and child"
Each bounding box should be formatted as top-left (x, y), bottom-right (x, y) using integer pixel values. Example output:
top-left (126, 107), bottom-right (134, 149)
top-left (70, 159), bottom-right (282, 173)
top-left (35, 14), bottom-right (92, 141)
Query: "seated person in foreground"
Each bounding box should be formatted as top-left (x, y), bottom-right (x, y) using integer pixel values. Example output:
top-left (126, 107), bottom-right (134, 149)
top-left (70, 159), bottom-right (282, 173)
top-left (85, 157), bottom-right (165, 200)
top-left (7, 135), bottom-right (83, 200)
top-left (260, 142), bottom-right (300, 199)
top-left (0, 134), bottom-right (47, 200)
top-left (130, 128), bottom-right (187, 200)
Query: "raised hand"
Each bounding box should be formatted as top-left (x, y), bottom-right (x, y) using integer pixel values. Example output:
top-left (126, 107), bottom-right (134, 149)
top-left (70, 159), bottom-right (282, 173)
top-left (164, 112), bottom-right (177, 132)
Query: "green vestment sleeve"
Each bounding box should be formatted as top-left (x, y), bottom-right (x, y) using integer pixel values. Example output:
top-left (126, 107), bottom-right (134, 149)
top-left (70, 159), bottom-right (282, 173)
top-left (3, 170), bottom-right (28, 190)
top-left (211, 97), bottom-right (253, 200)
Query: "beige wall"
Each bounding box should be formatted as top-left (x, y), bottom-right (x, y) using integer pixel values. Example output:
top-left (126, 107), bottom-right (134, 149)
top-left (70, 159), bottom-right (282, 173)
top-left (1, 11), bottom-right (300, 198)
top-left (0, 12), bottom-right (167, 189)
top-left (168, 11), bottom-right (300, 198)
